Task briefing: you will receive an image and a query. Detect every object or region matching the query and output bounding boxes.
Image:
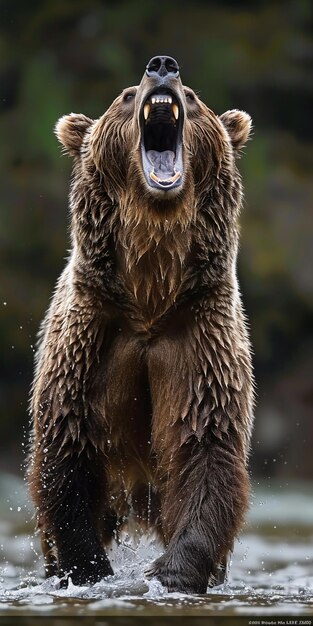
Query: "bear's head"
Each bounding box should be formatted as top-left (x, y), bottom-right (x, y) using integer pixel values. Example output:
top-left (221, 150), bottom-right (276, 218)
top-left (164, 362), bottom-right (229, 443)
top-left (55, 56), bottom-right (252, 228)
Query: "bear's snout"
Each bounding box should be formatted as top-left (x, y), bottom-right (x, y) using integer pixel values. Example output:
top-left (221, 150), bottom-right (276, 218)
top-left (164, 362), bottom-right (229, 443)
top-left (146, 55), bottom-right (180, 79)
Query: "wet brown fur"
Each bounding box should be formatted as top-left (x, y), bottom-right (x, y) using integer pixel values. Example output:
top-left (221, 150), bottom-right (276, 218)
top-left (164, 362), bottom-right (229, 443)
top-left (28, 66), bottom-right (254, 593)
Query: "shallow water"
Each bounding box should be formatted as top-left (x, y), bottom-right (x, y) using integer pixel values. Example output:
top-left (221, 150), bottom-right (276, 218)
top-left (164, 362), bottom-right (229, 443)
top-left (0, 474), bottom-right (312, 619)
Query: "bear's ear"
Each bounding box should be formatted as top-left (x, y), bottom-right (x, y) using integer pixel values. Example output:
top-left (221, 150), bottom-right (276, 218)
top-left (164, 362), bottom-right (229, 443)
top-left (219, 109), bottom-right (252, 153)
top-left (54, 113), bottom-right (94, 156)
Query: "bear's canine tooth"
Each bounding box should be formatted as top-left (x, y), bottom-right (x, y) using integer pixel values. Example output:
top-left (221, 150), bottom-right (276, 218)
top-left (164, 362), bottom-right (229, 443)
top-left (172, 104), bottom-right (179, 120)
top-left (144, 103), bottom-right (151, 120)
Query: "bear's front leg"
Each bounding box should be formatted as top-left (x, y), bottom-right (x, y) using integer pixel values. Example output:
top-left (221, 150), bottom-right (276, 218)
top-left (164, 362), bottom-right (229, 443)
top-left (146, 431), bottom-right (249, 593)
top-left (28, 285), bottom-right (114, 585)
top-left (33, 442), bottom-right (113, 585)
top-left (147, 305), bottom-right (254, 593)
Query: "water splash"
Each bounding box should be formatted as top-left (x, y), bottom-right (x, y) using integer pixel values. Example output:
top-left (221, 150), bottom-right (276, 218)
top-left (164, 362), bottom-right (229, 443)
top-left (0, 477), bottom-right (312, 616)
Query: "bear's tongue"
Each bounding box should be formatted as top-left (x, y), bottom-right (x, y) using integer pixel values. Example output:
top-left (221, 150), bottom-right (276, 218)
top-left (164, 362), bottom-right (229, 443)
top-left (147, 149), bottom-right (175, 180)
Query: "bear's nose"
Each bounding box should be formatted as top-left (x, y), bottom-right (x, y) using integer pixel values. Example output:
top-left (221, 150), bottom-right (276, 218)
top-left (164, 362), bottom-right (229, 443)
top-left (146, 56), bottom-right (180, 78)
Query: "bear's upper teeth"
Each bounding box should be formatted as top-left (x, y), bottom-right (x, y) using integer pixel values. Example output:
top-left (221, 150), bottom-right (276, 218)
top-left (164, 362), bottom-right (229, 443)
top-left (151, 96), bottom-right (173, 105)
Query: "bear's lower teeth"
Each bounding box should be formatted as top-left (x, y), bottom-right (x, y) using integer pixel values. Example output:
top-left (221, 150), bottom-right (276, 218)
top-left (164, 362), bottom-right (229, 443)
top-left (150, 171), bottom-right (181, 185)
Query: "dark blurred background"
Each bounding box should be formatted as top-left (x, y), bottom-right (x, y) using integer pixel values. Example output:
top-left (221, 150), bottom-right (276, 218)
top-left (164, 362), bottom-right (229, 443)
top-left (0, 0), bottom-right (312, 480)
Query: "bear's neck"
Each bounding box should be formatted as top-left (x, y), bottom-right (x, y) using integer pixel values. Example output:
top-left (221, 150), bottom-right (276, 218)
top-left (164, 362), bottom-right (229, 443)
top-left (116, 218), bottom-right (192, 322)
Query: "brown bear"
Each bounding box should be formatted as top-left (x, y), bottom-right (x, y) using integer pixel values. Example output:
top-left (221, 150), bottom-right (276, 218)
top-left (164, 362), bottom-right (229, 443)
top-left (28, 55), bottom-right (254, 594)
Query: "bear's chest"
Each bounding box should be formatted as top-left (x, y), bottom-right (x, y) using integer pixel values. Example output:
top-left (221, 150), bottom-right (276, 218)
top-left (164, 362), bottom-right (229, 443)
top-left (115, 226), bottom-right (192, 324)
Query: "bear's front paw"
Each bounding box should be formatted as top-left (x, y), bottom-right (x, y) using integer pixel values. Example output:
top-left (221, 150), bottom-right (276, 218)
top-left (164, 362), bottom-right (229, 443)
top-left (145, 554), bottom-right (210, 595)
top-left (59, 550), bottom-right (114, 586)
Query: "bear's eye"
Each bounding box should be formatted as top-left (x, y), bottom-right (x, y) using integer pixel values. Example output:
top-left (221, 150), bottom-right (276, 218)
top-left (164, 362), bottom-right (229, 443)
top-left (123, 91), bottom-right (136, 103)
top-left (185, 91), bottom-right (195, 102)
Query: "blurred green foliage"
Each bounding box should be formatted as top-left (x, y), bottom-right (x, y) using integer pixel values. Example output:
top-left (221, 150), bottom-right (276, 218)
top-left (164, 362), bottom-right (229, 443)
top-left (0, 0), bottom-right (312, 477)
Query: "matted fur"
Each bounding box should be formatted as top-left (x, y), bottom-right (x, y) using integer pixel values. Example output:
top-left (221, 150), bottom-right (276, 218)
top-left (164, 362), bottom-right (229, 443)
top-left (28, 60), bottom-right (254, 593)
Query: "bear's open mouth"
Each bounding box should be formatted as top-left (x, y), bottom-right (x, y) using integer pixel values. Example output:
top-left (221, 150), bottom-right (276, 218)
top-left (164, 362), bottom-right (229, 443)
top-left (140, 89), bottom-right (183, 191)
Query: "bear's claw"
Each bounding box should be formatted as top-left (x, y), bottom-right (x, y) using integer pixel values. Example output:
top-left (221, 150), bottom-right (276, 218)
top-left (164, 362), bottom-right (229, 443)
top-left (145, 556), bottom-right (209, 595)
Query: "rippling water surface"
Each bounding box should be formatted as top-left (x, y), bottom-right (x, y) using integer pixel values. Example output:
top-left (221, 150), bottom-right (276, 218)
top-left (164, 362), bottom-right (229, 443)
top-left (0, 474), bottom-right (312, 619)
